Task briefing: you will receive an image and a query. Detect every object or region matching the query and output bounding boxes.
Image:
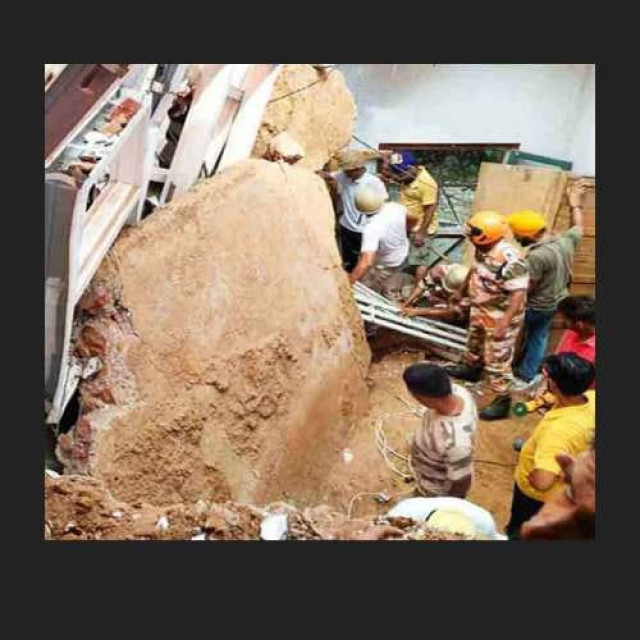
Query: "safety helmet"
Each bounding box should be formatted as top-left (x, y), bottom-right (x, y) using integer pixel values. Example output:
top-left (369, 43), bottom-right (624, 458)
top-left (442, 264), bottom-right (470, 293)
top-left (507, 210), bottom-right (547, 239)
top-left (466, 211), bottom-right (507, 246)
top-left (355, 185), bottom-right (385, 215)
top-left (339, 150), bottom-right (367, 172)
top-left (427, 509), bottom-right (476, 537)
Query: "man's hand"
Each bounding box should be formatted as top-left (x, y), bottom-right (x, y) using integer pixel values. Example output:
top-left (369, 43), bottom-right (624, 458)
top-left (568, 179), bottom-right (589, 208)
top-left (412, 233), bottom-right (426, 248)
top-left (399, 306), bottom-right (419, 317)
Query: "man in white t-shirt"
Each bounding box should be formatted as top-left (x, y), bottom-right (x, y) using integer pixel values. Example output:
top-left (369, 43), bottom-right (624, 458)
top-left (320, 152), bottom-right (389, 273)
top-left (403, 363), bottom-right (478, 499)
top-left (348, 184), bottom-right (410, 299)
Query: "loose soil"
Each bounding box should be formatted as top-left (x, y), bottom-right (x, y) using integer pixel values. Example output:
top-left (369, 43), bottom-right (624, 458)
top-left (303, 330), bottom-right (541, 533)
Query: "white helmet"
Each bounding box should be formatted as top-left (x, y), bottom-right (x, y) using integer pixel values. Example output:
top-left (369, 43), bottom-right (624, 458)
top-left (442, 264), bottom-right (470, 293)
top-left (355, 185), bottom-right (385, 215)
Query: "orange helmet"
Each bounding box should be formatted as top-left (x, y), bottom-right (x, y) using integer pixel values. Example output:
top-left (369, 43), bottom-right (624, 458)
top-left (466, 211), bottom-right (507, 246)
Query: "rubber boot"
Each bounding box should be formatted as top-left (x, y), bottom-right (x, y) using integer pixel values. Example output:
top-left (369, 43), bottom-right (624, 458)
top-left (480, 394), bottom-right (512, 421)
top-left (445, 364), bottom-right (483, 383)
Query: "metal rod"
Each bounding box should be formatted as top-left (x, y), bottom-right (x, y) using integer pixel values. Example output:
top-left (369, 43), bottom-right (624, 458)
top-left (440, 186), bottom-right (462, 226)
top-left (353, 283), bottom-right (468, 336)
top-left (355, 297), bottom-right (468, 345)
top-left (359, 311), bottom-right (466, 351)
top-left (354, 295), bottom-right (468, 342)
top-left (356, 301), bottom-right (467, 347)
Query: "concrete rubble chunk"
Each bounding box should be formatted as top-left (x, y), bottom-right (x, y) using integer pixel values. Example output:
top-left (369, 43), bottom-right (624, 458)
top-left (252, 64), bottom-right (357, 171)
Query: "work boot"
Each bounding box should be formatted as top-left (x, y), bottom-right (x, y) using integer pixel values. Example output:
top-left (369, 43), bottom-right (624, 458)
top-left (445, 364), bottom-right (483, 383)
top-left (480, 395), bottom-right (512, 421)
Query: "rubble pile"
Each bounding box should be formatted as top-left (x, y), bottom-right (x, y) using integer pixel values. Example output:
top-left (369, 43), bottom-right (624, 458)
top-left (45, 474), bottom-right (472, 541)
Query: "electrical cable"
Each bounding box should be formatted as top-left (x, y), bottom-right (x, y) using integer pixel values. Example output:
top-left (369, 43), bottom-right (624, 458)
top-left (268, 67), bottom-right (336, 104)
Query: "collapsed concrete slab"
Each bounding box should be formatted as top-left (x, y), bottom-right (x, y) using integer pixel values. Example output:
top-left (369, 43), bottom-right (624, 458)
top-left (252, 64), bottom-right (357, 171)
top-left (58, 159), bottom-right (371, 507)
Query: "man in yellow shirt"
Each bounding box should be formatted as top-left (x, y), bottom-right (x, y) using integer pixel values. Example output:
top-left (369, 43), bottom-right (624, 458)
top-left (506, 352), bottom-right (595, 539)
top-left (386, 152), bottom-right (439, 282)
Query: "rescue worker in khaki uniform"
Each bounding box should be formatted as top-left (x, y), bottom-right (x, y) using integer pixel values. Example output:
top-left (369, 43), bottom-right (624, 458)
top-left (399, 263), bottom-right (471, 326)
top-left (446, 211), bottom-right (530, 420)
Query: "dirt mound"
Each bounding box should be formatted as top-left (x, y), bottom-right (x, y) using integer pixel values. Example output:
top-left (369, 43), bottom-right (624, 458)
top-left (45, 474), bottom-right (472, 541)
top-left (252, 65), bottom-right (357, 171)
top-left (58, 159), bottom-right (371, 507)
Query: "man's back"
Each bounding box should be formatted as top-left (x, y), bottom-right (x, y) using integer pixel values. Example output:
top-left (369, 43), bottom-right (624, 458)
top-left (526, 226), bottom-right (582, 310)
top-left (361, 202), bottom-right (409, 268)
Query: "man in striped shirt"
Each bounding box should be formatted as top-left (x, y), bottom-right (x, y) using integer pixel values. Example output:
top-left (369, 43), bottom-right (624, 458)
top-left (403, 363), bottom-right (478, 498)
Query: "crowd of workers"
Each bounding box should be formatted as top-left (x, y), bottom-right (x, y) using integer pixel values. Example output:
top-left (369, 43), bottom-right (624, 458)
top-left (318, 150), bottom-right (596, 540)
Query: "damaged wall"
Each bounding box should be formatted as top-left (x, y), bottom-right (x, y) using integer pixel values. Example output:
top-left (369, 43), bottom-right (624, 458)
top-left (58, 159), bottom-right (371, 507)
top-left (252, 64), bottom-right (357, 171)
top-left (340, 64), bottom-right (596, 175)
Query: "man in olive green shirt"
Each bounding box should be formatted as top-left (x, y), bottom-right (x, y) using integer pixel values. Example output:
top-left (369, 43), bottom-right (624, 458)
top-left (506, 180), bottom-right (590, 384)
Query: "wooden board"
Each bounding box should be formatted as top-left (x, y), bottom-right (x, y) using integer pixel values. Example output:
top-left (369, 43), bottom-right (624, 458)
top-left (553, 176), bottom-right (596, 297)
top-left (462, 162), bottom-right (569, 266)
top-left (473, 162), bottom-right (568, 227)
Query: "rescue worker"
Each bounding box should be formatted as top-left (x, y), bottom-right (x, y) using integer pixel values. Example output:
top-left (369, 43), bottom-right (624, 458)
top-left (507, 179), bottom-right (588, 386)
top-left (399, 263), bottom-right (470, 326)
top-left (319, 151), bottom-right (389, 273)
top-left (383, 151), bottom-right (439, 283)
top-left (446, 211), bottom-right (529, 420)
top-left (348, 184), bottom-right (409, 300)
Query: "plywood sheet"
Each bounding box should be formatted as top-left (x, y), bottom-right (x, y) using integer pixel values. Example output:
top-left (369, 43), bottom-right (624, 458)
top-left (473, 162), bottom-right (568, 227)
top-left (462, 163), bottom-right (568, 267)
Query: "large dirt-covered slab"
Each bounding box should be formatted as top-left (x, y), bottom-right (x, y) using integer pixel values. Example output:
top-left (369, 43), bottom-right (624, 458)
top-left (58, 159), bottom-right (371, 506)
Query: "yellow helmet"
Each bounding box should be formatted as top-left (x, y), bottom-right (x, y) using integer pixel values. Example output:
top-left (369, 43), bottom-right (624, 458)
top-left (507, 210), bottom-right (547, 239)
top-left (466, 211), bottom-right (507, 246)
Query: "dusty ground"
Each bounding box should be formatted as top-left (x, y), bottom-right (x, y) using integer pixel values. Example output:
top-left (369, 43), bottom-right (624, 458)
top-left (308, 331), bottom-right (541, 533)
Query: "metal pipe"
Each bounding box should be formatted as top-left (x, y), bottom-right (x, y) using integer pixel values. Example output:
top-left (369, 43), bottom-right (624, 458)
top-left (359, 311), bottom-right (466, 352)
top-left (353, 284), bottom-right (468, 337)
top-left (356, 301), bottom-right (467, 346)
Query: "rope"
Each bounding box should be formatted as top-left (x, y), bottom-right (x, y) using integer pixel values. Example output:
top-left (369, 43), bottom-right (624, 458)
top-left (268, 67), bottom-right (336, 104)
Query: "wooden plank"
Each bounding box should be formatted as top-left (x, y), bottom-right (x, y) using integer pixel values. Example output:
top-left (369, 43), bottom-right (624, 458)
top-left (569, 282), bottom-right (595, 297)
top-left (571, 237), bottom-right (596, 284)
top-left (472, 162), bottom-right (568, 228)
top-left (462, 162), bottom-right (569, 267)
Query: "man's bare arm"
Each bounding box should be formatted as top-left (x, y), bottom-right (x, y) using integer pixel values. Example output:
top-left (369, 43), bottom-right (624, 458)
top-left (567, 179), bottom-right (589, 231)
top-left (401, 306), bottom-right (462, 322)
top-left (528, 469), bottom-right (558, 493)
top-left (349, 251), bottom-right (376, 284)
